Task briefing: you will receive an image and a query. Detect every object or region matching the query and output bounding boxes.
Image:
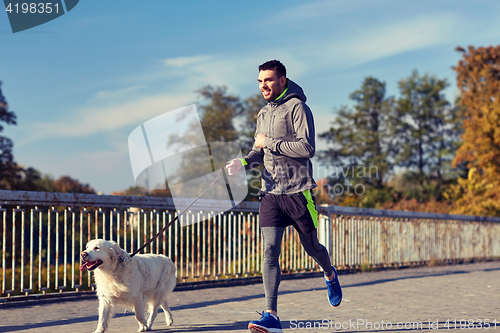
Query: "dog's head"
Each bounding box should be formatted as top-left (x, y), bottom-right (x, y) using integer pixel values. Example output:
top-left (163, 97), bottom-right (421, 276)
top-left (80, 239), bottom-right (129, 272)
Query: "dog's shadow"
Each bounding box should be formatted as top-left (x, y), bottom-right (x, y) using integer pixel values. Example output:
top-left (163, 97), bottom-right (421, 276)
top-left (151, 320), bottom-right (249, 332)
top-left (0, 315), bottom-right (249, 333)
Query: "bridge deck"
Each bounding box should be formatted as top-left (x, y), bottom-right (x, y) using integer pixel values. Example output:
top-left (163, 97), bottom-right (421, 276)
top-left (1, 261), bottom-right (499, 333)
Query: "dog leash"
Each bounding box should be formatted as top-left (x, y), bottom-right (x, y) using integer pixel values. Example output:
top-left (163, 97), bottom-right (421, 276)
top-left (129, 167), bottom-right (227, 258)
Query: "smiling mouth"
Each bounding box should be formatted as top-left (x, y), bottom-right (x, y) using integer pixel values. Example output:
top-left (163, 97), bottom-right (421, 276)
top-left (80, 259), bottom-right (103, 271)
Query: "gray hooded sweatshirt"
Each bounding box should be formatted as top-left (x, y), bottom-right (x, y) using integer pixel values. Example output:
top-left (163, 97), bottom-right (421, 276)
top-left (243, 79), bottom-right (317, 195)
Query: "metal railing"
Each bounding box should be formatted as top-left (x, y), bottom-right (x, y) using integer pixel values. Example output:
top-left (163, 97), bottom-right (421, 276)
top-left (318, 206), bottom-right (500, 269)
top-left (1, 190), bottom-right (500, 301)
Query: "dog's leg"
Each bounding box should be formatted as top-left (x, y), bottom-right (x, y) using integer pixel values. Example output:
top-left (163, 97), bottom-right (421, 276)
top-left (94, 298), bottom-right (112, 333)
top-left (160, 300), bottom-right (173, 326)
top-left (146, 302), bottom-right (159, 330)
top-left (133, 298), bottom-right (149, 332)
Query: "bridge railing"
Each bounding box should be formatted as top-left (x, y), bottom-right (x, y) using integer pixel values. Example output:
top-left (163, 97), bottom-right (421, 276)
top-left (318, 206), bottom-right (500, 269)
top-left (1, 190), bottom-right (499, 301)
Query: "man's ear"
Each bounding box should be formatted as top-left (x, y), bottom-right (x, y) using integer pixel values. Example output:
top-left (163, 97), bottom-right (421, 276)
top-left (279, 76), bottom-right (287, 88)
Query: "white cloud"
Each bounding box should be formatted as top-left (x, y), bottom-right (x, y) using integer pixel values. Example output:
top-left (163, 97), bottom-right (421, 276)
top-left (88, 85), bottom-right (146, 104)
top-left (271, 0), bottom-right (378, 23)
top-left (164, 55), bottom-right (214, 67)
top-left (326, 14), bottom-right (458, 67)
top-left (162, 53), bottom-right (255, 90)
top-left (16, 55), bottom-right (259, 146)
top-left (161, 50), bottom-right (313, 95)
top-left (277, 13), bottom-right (459, 73)
top-left (18, 91), bottom-right (195, 145)
top-left (15, 10), bottom-right (460, 148)
top-left (257, 1), bottom-right (464, 73)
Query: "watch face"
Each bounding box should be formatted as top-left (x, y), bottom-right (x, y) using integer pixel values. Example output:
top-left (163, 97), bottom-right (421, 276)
top-left (5, 0), bottom-right (80, 33)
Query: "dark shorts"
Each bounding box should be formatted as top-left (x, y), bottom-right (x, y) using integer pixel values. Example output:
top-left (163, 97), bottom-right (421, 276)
top-left (259, 190), bottom-right (318, 235)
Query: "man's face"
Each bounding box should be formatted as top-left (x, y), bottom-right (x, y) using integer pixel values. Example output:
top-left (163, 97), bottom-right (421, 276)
top-left (258, 70), bottom-right (286, 101)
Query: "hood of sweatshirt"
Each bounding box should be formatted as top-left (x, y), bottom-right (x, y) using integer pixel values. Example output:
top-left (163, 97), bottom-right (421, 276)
top-left (271, 79), bottom-right (307, 105)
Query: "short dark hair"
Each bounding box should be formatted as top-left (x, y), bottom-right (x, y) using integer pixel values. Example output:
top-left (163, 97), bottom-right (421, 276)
top-left (258, 60), bottom-right (286, 78)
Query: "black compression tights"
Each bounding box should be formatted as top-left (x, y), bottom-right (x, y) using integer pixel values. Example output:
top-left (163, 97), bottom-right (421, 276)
top-left (261, 227), bottom-right (334, 312)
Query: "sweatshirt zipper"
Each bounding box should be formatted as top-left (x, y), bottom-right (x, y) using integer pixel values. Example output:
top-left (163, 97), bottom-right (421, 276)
top-left (270, 105), bottom-right (283, 193)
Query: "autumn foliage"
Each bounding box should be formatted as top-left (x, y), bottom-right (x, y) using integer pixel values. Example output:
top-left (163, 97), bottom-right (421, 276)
top-left (448, 46), bottom-right (500, 216)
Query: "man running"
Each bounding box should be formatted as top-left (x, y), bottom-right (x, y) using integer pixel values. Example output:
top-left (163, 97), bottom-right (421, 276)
top-left (226, 60), bottom-right (342, 333)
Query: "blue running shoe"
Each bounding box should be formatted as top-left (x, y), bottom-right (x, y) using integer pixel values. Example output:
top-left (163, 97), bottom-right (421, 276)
top-left (325, 266), bottom-right (342, 307)
top-left (248, 311), bottom-right (283, 333)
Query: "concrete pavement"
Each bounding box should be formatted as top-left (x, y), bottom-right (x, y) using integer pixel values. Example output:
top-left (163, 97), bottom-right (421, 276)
top-left (1, 261), bottom-right (499, 333)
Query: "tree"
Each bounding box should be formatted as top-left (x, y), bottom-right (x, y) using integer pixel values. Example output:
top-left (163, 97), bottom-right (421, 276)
top-left (35, 175), bottom-right (95, 193)
top-left (448, 45), bottom-right (500, 216)
top-left (445, 167), bottom-right (500, 216)
top-left (453, 46), bottom-right (500, 175)
top-left (394, 70), bottom-right (461, 186)
top-left (51, 175), bottom-right (95, 193)
top-left (319, 73), bottom-right (462, 208)
top-left (319, 77), bottom-right (396, 191)
top-left (196, 85), bottom-right (243, 143)
top-left (111, 185), bottom-right (148, 196)
top-left (15, 167), bottom-right (42, 191)
top-left (0, 81), bottom-right (19, 189)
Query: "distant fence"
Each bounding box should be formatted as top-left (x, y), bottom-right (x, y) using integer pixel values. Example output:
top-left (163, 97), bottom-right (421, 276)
top-left (1, 190), bottom-right (500, 302)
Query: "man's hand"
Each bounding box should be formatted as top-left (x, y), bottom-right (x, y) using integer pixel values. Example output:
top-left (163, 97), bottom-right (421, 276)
top-left (225, 158), bottom-right (242, 176)
top-left (255, 133), bottom-right (267, 148)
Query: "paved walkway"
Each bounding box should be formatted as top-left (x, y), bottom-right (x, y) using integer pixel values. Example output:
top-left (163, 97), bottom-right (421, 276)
top-left (1, 261), bottom-right (499, 333)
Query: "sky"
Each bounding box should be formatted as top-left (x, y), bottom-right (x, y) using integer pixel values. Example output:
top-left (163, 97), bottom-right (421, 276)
top-left (1, 0), bottom-right (500, 194)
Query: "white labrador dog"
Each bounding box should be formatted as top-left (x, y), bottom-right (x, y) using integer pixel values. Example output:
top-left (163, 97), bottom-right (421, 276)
top-left (80, 239), bottom-right (176, 333)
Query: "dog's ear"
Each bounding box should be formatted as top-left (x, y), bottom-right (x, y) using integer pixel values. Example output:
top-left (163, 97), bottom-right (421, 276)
top-left (108, 240), bottom-right (129, 262)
